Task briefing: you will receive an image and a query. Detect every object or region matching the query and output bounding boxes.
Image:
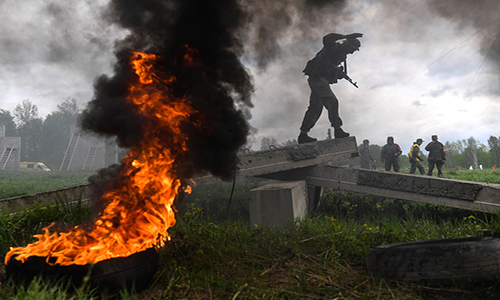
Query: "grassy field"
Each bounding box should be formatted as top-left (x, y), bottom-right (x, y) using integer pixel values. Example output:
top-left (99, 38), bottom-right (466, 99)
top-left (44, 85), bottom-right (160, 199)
top-left (1, 169), bottom-right (500, 299)
top-left (0, 170), bottom-right (94, 199)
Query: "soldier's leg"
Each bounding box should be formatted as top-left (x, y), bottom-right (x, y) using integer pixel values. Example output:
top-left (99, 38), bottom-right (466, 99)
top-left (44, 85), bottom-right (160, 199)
top-left (417, 162), bottom-right (425, 175)
top-left (299, 93), bottom-right (323, 133)
top-left (319, 84), bottom-right (349, 138)
top-left (437, 161), bottom-right (444, 176)
top-left (384, 161), bottom-right (391, 171)
top-left (299, 80), bottom-right (324, 143)
top-left (394, 160), bottom-right (400, 172)
top-left (427, 161), bottom-right (435, 176)
top-left (409, 162), bottom-right (416, 174)
top-left (323, 94), bottom-right (341, 128)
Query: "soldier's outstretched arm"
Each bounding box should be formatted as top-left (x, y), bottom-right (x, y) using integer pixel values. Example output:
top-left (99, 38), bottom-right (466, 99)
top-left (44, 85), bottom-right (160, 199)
top-left (345, 33), bottom-right (363, 39)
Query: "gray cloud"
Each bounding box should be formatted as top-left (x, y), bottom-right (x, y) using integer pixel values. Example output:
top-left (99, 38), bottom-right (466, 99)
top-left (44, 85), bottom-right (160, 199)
top-left (2, 0), bottom-right (500, 155)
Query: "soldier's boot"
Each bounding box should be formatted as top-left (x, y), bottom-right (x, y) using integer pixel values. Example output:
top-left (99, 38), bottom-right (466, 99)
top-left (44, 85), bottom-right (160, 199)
top-left (298, 132), bottom-right (317, 144)
top-left (334, 127), bottom-right (349, 139)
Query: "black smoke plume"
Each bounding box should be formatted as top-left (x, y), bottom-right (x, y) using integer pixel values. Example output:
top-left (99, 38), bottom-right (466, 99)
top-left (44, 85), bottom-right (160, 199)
top-left (80, 0), bottom-right (348, 181)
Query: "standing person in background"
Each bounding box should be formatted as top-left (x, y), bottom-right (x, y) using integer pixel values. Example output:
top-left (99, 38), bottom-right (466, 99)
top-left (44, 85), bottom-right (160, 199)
top-left (425, 135), bottom-right (446, 177)
top-left (380, 136), bottom-right (402, 172)
top-left (298, 32), bottom-right (363, 144)
top-left (409, 138), bottom-right (425, 175)
top-left (359, 139), bottom-right (376, 169)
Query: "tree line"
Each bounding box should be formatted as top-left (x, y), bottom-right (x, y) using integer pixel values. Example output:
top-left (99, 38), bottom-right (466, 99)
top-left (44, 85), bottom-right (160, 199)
top-left (2, 98), bottom-right (499, 172)
top-left (0, 99), bottom-right (80, 170)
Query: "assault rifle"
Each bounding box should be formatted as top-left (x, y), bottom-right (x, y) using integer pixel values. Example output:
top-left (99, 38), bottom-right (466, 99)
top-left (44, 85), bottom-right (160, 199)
top-left (334, 65), bottom-right (358, 88)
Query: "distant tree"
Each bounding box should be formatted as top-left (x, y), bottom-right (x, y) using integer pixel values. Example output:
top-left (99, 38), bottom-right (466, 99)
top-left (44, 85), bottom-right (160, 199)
top-left (260, 137), bottom-right (279, 150)
top-left (13, 99), bottom-right (39, 127)
top-left (463, 137), bottom-right (479, 169)
top-left (0, 109), bottom-right (17, 136)
top-left (282, 139), bottom-right (298, 146)
top-left (444, 141), bottom-right (464, 169)
top-left (477, 142), bottom-right (492, 169)
top-left (488, 136), bottom-right (500, 167)
top-left (39, 98), bottom-right (81, 169)
top-left (13, 100), bottom-right (43, 162)
top-left (57, 98), bottom-right (80, 116)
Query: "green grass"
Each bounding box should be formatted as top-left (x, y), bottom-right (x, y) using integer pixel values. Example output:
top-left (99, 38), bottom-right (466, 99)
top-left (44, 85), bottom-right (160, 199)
top-left (2, 171), bottom-right (500, 298)
top-left (0, 171), bottom-right (93, 200)
top-left (443, 169), bottom-right (500, 183)
top-left (140, 193), bottom-right (500, 299)
top-left (0, 199), bottom-right (94, 257)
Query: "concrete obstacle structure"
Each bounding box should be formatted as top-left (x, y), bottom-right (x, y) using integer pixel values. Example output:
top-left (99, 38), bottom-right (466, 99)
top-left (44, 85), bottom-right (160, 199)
top-left (0, 125), bottom-right (21, 170)
top-left (249, 181), bottom-right (307, 229)
top-left (260, 164), bottom-right (500, 214)
top-left (195, 137), bottom-right (359, 228)
top-left (194, 137), bottom-right (359, 185)
top-left (6, 135), bottom-right (500, 219)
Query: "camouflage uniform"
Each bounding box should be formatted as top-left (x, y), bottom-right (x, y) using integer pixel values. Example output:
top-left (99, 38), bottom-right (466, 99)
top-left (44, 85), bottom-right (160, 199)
top-left (298, 33), bottom-right (362, 143)
top-left (425, 135), bottom-right (446, 176)
top-left (381, 136), bottom-right (402, 172)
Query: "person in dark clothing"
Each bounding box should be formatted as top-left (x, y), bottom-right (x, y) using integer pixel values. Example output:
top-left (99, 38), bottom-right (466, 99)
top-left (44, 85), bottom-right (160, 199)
top-left (359, 139), bottom-right (376, 169)
top-left (425, 135), bottom-right (446, 177)
top-left (409, 138), bottom-right (425, 175)
top-left (380, 136), bottom-right (402, 172)
top-left (298, 32), bottom-right (363, 144)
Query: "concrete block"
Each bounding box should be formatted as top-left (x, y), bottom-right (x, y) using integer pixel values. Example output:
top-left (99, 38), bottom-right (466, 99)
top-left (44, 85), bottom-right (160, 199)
top-left (250, 181), bottom-right (307, 228)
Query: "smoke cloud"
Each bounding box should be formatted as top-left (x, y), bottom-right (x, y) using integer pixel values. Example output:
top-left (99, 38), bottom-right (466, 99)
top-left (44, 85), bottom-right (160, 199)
top-left (80, 0), bottom-right (348, 181)
top-left (426, 0), bottom-right (500, 85)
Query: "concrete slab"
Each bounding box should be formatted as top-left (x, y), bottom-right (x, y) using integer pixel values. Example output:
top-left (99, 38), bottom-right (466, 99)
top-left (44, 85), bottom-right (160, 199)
top-left (297, 166), bottom-right (500, 213)
top-left (194, 137), bottom-right (358, 185)
top-left (256, 165), bottom-right (500, 213)
top-left (250, 180), bottom-right (307, 228)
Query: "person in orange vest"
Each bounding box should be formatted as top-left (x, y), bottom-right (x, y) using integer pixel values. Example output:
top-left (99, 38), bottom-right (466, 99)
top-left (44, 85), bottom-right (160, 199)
top-left (409, 138), bottom-right (425, 175)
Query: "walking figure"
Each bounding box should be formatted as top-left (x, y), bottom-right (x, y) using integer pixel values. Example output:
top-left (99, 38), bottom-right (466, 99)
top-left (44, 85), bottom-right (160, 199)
top-left (381, 136), bottom-right (402, 172)
top-left (425, 135), bottom-right (446, 177)
top-left (298, 32), bottom-right (363, 144)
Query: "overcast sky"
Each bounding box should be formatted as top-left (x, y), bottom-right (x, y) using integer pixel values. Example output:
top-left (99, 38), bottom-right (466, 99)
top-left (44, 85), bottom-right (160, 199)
top-left (1, 0), bottom-right (500, 154)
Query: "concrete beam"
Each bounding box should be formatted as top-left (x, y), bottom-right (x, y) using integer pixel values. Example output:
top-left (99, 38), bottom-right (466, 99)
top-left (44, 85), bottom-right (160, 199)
top-left (194, 137), bottom-right (358, 185)
top-left (258, 165), bottom-right (500, 213)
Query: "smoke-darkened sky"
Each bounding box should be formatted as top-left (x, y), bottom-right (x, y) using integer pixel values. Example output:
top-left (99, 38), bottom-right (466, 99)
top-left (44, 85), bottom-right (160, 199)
top-left (1, 0), bottom-right (500, 153)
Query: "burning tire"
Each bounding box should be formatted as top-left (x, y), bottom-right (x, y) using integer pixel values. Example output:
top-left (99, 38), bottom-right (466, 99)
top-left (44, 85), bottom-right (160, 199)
top-left (366, 236), bottom-right (500, 284)
top-left (6, 248), bottom-right (159, 293)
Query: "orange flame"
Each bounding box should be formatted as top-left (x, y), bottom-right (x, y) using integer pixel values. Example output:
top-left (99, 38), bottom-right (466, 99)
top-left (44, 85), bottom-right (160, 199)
top-left (5, 50), bottom-right (196, 266)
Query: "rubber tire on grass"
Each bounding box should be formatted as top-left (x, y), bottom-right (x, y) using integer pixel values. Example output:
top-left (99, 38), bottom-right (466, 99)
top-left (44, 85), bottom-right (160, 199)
top-left (366, 236), bottom-right (500, 285)
top-left (6, 248), bottom-right (159, 293)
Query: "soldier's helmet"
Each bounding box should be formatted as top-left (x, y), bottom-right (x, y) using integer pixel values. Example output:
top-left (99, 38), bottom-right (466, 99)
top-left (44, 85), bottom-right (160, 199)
top-left (344, 38), bottom-right (361, 51)
top-left (322, 33), bottom-right (345, 48)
